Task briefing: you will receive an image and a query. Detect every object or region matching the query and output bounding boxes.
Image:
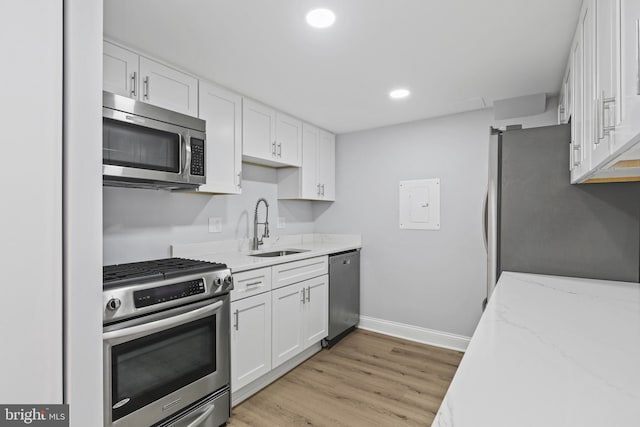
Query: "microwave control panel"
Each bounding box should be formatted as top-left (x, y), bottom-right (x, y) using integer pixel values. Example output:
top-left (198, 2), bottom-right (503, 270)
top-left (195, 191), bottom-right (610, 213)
top-left (133, 279), bottom-right (205, 308)
top-left (190, 138), bottom-right (205, 176)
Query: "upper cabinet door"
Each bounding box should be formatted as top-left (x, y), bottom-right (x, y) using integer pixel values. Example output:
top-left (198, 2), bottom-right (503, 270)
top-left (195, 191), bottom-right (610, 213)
top-left (197, 81), bottom-right (242, 194)
top-left (103, 41), bottom-right (139, 98)
top-left (571, 33), bottom-right (585, 182)
top-left (139, 56), bottom-right (198, 116)
top-left (318, 130), bottom-right (336, 201)
top-left (242, 98), bottom-right (276, 162)
top-left (275, 112), bottom-right (302, 166)
top-left (592, 0), bottom-right (621, 168)
top-left (582, 1), bottom-right (596, 172)
top-left (300, 123), bottom-right (320, 199)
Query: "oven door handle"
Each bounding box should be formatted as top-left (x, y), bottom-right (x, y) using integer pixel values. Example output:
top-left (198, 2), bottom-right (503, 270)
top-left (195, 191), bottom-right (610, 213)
top-left (103, 300), bottom-right (223, 342)
top-left (186, 403), bottom-right (216, 427)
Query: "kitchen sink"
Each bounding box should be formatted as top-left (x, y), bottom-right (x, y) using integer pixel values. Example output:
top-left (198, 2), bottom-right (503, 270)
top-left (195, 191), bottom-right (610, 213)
top-left (250, 249), bottom-right (309, 258)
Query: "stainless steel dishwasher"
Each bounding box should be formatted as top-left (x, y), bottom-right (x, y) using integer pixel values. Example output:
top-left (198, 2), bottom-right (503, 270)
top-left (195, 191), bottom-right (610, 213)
top-left (323, 250), bottom-right (360, 348)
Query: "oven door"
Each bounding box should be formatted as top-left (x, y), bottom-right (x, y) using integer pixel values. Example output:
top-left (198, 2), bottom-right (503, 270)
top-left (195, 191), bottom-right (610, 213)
top-left (103, 295), bottom-right (230, 427)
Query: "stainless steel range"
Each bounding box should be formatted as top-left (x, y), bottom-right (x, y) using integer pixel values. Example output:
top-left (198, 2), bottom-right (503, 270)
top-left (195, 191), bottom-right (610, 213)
top-left (102, 258), bottom-right (233, 427)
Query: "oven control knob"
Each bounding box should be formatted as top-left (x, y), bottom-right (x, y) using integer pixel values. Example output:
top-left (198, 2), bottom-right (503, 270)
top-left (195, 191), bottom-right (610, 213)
top-left (224, 275), bottom-right (233, 286)
top-left (106, 298), bottom-right (121, 311)
top-left (213, 277), bottom-right (222, 286)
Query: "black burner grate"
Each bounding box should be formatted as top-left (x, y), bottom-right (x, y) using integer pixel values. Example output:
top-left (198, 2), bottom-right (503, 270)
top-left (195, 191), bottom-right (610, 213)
top-left (103, 258), bottom-right (227, 289)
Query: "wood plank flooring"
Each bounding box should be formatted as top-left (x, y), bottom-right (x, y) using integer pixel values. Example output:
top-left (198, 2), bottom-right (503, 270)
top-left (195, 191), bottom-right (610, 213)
top-left (228, 329), bottom-right (463, 427)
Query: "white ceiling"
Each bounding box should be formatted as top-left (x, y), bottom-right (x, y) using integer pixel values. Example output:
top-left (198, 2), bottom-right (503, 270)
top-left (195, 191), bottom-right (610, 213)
top-left (104, 0), bottom-right (582, 134)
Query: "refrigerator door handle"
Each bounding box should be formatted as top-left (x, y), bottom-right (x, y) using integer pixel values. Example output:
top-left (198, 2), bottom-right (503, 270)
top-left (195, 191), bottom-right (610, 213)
top-left (482, 190), bottom-right (488, 252)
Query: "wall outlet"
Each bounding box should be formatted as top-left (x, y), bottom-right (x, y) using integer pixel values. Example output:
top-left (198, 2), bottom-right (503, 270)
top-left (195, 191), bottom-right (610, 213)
top-left (277, 217), bottom-right (286, 229)
top-left (208, 217), bottom-right (222, 233)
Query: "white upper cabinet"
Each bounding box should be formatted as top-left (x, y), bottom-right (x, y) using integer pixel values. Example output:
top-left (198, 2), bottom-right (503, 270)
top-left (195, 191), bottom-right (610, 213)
top-left (591, 0), bottom-right (621, 169)
top-left (102, 41), bottom-right (198, 117)
top-left (571, 33), bottom-right (585, 182)
top-left (300, 123), bottom-right (321, 198)
top-left (103, 41), bottom-right (138, 98)
top-left (277, 123), bottom-right (336, 201)
top-left (242, 98), bottom-right (277, 163)
top-left (567, 0), bottom-right (640, 182)
top-left (275, 112), bottom-right (302, 166)
top-left (197, 81), bottom-right (242, 194)
top-left (242, 98), bottom-right (301, 167)
top-left (558, 66), bottom-right (571, 124)
top-left (138, 56), bottom-right (198, 116)
top-left (612, 0), bottom-right (640, 156)
top-left (582, 1), bottom-right (596, 173)
top-left (318, 129), bottom-right (336, 201)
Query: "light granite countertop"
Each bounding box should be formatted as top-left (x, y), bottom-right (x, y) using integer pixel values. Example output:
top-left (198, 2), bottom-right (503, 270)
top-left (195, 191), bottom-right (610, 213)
top-left (171, 234), bottom-right (361, 272)
top-left (433, 271), bottom-right (640, 427)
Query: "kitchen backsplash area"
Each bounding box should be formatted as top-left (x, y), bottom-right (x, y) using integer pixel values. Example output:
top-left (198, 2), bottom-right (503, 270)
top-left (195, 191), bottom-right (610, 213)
top-left (103, 163), bottom-right (316, 265)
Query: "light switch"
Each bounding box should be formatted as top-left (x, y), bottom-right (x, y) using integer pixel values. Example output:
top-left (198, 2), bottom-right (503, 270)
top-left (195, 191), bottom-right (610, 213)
top-left (208, 217), bottom-right (222, 233)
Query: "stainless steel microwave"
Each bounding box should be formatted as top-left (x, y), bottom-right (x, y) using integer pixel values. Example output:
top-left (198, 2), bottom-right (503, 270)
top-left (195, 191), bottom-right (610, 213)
top-left (102, 92), bottom-right (206, 190)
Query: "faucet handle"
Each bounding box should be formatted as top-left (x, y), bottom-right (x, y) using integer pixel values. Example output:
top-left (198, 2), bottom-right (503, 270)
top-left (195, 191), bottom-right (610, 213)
top-left (264, 221), bottom-right (270, 238)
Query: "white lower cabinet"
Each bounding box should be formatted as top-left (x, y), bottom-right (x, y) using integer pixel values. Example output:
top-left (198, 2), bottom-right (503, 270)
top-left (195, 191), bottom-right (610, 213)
top-left (230, 256), bottom-right (329, 398)
top-left (271, 281), bottom-right (306, 369)
top-left (301, 275), bottom-right (329, 348)
top-left (230, 292), bottom-right (272, 393)
top-left (272, 274), bottom-right (328, 369)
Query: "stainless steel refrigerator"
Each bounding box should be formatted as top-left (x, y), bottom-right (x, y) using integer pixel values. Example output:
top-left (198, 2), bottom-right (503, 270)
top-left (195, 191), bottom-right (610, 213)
top-left (485, 124), bottom-right (640, 304)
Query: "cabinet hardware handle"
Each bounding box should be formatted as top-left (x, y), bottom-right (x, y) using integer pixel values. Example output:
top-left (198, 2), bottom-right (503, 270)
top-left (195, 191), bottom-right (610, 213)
top-left (237, 171), bottom-right (242, 189)
top-left (130, 71), bottom-right (137, 97)
top-left (233, 309), bottom-right (239, 330)
top-left (143, 76), bottom-right (149, 100)
top-left (245, 281), bottom-right (261, 288)
top-left (637, 20), bottom-right (640, 95)
top-left (301, 287), bottom-right (306, 304)
top-left (602, 93), bottom-right (616, 138)
top-left (317, 183), bottom-right (321, 195)
top-left (573, 144), bottom-right (581, 167)
top-left (277, 143), bottom-right (282, 157)
top-left (272, 141), bottom-right (277, 156)
top-left (321, 184), bottom-right (325, 196)
top-left (306, 286), bottom-right (311, 303)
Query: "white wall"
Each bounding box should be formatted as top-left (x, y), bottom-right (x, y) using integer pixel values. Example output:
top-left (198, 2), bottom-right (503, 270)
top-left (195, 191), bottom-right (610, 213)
top-left (104, 163), bottom-right (315, 264)
top-left (313, 98), bottom-right (559, 337)
top-left (0, 0), bottom-right (63, 404)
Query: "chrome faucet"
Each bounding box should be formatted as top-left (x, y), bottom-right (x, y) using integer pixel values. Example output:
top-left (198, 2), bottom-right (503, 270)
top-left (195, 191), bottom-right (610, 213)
top-left (252, 198), bottom-right (270, 250)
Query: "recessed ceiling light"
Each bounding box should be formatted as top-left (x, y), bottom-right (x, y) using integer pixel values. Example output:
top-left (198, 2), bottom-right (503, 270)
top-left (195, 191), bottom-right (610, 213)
top-left (389, 88), bottom-right (411, 99)
top-left (306, 8), bottom-right (336, 28)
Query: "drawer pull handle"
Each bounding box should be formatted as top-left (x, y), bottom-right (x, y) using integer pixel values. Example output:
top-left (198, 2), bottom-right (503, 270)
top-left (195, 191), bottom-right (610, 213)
top-left (245, 281), bottom-right (261, 288)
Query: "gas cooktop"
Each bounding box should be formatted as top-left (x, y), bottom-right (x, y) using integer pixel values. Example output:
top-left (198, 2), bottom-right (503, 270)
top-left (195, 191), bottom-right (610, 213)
top-left (103, 257), bottom-right (227, 289)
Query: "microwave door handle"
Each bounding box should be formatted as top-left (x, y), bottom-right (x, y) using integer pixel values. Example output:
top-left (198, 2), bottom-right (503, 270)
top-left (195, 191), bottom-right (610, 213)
top-left (103, 300), bottom-right (223, 342)
top-left (182, 134), bottom-right (192, 177)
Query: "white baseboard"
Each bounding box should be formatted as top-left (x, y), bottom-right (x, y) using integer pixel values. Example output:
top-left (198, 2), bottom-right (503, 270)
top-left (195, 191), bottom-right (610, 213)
top-left (231, 343), bottom-right (322, 407)
top-left (358, 316), bottom-right (470, 352)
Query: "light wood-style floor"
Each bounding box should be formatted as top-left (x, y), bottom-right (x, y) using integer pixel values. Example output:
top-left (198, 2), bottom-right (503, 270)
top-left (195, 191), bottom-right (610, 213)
top-left (228, 329), bottom-right (463, 427)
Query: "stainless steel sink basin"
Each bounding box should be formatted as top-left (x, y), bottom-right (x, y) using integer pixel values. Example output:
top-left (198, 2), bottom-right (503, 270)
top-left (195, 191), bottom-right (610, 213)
top-left (250, 249), bottom-right (308, 258)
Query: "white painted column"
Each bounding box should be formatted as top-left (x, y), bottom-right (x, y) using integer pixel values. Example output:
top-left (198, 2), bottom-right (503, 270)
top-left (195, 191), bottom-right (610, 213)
top-left (63, 0), bottom-right (104, 425)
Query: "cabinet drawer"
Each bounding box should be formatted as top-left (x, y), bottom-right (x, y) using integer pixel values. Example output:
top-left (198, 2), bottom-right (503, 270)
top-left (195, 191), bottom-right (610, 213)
top-left (271, 256), bottom-right (328, 290)
top-left (231, 267), bottom-right (272, 302)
